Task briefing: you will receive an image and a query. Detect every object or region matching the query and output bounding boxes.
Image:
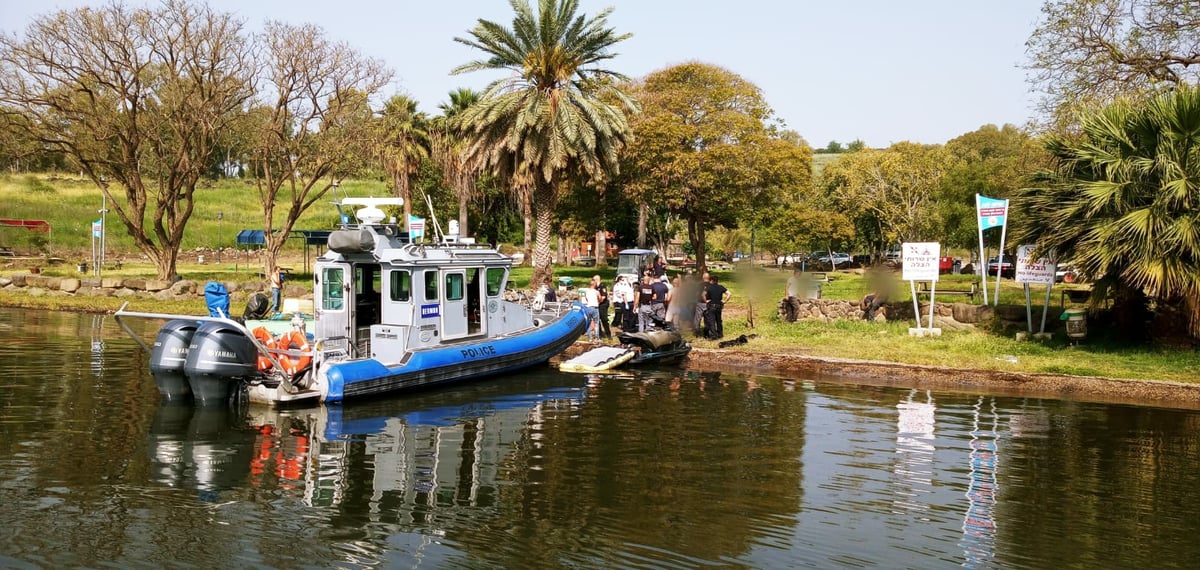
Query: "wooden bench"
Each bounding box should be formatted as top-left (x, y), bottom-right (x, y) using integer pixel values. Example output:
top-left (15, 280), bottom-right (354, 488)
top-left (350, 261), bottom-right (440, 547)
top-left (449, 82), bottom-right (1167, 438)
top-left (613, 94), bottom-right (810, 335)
top-left (918, 281), bottom-right (978, 303)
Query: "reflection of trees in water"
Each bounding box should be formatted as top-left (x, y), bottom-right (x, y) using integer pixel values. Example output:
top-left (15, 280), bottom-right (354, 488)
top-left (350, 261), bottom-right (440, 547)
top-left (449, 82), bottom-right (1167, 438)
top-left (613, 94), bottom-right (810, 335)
top-left (997, 401), bottom-right (1200, 567)
top-left (451, 371), bottom-right (808, 566)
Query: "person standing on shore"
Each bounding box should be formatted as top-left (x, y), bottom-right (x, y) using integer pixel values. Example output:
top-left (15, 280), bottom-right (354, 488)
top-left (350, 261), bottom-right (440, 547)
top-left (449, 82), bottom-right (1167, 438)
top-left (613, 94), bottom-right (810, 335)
top-left (269, 268), bottom-right (284, 314)
top-left (693, 271), bottom-right (710, 334)
top-left (702, 274), bottom-right (730, 340)
top-left (611, 275), bottom-right (634, 332)
top-left (593, 274), bottom-right (611, 339)
top-left (579, 282), bottom-right (600, 341)
top-left (635, 273), bottom-right (656, 332)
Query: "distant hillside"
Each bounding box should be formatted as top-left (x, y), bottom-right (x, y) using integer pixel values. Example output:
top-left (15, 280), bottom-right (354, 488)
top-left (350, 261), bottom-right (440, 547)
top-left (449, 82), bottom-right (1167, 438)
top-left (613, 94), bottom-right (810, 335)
top-left (811, 152), bottom-right (843, 181)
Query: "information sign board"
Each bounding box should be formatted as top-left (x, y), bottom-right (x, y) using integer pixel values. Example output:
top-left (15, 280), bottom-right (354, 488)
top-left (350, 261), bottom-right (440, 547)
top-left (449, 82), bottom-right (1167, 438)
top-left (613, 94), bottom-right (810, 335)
top-left (1015, 244), bottom-right (1055, 285)
top-left (902, 242), bottom-right (941, 282)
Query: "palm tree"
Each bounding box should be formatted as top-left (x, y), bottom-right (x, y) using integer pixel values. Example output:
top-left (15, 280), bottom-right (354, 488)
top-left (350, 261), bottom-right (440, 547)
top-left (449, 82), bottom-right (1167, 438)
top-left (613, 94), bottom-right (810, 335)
top-left (433, 88), bottom-right (483, 236)
top-left (377, 95), bottom-right (429, 222)
top-left (1015, 85), bottom-right (1200, 340)
top-left (453, 0), bottom-right (636, 285)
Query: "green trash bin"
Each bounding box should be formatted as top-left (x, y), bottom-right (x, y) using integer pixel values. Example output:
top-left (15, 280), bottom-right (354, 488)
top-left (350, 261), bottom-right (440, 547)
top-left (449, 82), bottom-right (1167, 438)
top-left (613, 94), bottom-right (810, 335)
top-left (1061, 308), bottom-right (1087, 340)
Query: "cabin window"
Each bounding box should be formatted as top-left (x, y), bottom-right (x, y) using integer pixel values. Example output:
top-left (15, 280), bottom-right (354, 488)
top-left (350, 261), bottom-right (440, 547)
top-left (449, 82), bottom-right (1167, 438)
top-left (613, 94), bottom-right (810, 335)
top-left (424, 270), bottom-right (438, 301)
top-left (322, 267), bottom-right (344, 310)
top-left (390, 270), bottom-right (411, 302)
top-left (486, 267), bottom-right (506, 296)
top-left (356, 265), bottom-right (381, 297)
top-left (445, 273), bottom-right (464, 301)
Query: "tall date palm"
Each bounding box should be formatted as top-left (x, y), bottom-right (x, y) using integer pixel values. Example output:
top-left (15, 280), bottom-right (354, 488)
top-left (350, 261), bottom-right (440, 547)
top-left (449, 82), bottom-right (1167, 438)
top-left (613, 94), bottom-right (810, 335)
top-left (453, 0), bottom-right (636, 284)
top-left (1015, 85), bottom-right (1200, 340)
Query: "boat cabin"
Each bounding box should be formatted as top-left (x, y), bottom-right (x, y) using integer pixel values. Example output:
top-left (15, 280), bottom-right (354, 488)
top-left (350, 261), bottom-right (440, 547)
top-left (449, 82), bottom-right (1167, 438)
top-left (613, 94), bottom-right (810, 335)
top-left (312, 199), bottom-right (531, 364)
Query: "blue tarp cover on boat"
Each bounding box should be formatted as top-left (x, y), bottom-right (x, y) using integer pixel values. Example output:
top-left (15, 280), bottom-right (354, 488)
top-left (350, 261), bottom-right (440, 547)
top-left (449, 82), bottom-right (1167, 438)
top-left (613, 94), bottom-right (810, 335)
top-left (204, 281), bottom-right (230, 317)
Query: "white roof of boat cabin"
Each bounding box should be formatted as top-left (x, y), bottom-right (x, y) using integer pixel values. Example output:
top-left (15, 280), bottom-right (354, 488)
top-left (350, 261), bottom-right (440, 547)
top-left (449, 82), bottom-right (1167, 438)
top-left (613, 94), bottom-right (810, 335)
top-left (376, 243), bottom-right (510, 265)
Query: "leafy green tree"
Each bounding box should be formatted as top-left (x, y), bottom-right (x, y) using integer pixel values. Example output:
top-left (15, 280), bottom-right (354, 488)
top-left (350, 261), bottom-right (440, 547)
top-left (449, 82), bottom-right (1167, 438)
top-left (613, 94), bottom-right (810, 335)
top-left (453, 0), bottom-right (636, 284)
top-left (0, 0), bottom-right (254, 279)
top-left (623, 62), bottom-right (810, 274)
top-left (845, 139), bottom-right (867, 152)
top-left (756, 204), bottom-right (854, 260)
top-left (1026, 0), bottom-right (1200, 124)
top-left (824, 141), bottom-right (844, 154)
top-left (940, 124), bottom-right (1048, 249)
top-left (1014, 86), bottom-right (1200, 341)
top-left (820, 142), bottom-right (955, 255)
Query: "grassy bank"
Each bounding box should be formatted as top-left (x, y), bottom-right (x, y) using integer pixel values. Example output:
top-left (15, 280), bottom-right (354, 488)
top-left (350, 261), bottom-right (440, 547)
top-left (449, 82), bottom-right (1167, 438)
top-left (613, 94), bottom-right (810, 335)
top-left (2, 258), bottom-right (1197, 384)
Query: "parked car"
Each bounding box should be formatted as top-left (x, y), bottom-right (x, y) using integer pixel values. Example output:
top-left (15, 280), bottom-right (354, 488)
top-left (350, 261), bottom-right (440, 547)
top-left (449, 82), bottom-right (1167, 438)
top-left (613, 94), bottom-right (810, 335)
top-left (777, 252), bottom-right (808, 266)
top-left (815, 252), bottom-right (852, 267)
top-left (1055, 264), bottom-right (1078, 283)
top-left (987, 254), bottom-right (1015, 278)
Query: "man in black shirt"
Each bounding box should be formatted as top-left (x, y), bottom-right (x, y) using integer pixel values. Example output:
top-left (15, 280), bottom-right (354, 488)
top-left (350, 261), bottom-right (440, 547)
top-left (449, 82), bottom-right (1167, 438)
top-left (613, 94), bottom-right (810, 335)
top-left (650, 275), bottom-right (669, 328)
top-left (634, 273), bottom-right (656, 332)
top-left (702, 274), bottom-right (730, 340)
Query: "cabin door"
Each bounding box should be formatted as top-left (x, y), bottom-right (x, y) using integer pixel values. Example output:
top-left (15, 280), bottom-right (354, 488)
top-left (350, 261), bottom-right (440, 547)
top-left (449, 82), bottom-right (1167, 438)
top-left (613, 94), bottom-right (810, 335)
top-left (315, 263), bottom-right (351, 350)
top-left (441, 269), bottom-right (468, 340)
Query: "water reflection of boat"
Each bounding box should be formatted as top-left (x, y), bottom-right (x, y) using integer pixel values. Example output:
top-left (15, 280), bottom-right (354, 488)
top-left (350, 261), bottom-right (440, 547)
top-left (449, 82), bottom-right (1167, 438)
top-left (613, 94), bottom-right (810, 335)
top-left (116, 197), bottom-right (586, 406)
top-left (148, 404), bottom-right (258, 495)
top-left (146, 375), bottom-right (587, 507)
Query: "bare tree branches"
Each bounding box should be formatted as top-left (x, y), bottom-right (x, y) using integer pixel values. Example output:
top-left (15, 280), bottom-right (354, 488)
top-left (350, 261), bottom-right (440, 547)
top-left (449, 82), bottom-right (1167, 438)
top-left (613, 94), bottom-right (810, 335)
top-left (0, 0), bottom-right (254, 278)
top-left (1026, 0), bottom-right (1200, 125)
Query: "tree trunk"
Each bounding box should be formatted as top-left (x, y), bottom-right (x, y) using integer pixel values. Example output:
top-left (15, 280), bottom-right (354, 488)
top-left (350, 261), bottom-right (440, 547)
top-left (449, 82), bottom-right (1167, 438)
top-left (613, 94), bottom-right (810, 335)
top-left (150, 248), bottom-right (179, 282)
top-left (522, 189), bottom-right (533, 266)
top-left (688, 215), bottom-right (707, 276)
top-left (596, 229), bottom-right (607, 266)
top-left (637, 201), bottom-right (647, 248)
top-left (1188, 292), bottom-right (1200, 341)
top-left (398, 168), bottom-right (412, 222)
top-left (530, 181), bottom-right (556, 286)
top-left (458, 189), bottom-right (469, 237)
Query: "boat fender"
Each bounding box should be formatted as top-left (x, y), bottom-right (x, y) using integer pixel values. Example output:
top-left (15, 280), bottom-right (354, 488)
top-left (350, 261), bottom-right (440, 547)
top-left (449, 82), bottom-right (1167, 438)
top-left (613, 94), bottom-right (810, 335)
top-left (252, 326), bottom-right (276, 372)
top-left (276, 330), bottom-right (312, 377)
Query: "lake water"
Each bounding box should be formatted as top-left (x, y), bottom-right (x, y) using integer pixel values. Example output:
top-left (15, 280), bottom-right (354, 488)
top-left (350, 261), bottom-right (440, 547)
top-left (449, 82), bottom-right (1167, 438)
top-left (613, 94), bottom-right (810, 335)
top-left (1, 307), bottom-right (1199, 568)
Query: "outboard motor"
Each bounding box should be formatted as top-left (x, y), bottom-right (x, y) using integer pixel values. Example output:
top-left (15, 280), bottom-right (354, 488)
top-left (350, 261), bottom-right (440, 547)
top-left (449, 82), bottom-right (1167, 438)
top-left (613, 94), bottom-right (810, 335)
top-left (149, 319), bottom-right (198, 402)
top-left (184, 321), bottom-right (259, 405)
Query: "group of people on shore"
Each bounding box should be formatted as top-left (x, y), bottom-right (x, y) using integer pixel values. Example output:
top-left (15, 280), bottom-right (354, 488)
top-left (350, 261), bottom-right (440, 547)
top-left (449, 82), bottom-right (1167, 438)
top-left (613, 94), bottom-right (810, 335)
top-left (556, 263), bottom-right (730, 342)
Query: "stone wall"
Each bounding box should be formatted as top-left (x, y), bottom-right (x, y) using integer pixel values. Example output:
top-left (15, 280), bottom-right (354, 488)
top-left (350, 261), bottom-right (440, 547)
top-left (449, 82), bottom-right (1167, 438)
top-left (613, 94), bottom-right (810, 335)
top-left (777, 297), bottom-right (994, 327)
top-left (0, 272), bottom-right (307, 301)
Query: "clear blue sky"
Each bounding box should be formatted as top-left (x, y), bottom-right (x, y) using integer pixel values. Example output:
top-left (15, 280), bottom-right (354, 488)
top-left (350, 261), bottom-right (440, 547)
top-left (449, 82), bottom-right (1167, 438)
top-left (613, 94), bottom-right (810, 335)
top-left (1, 0), bottom-right (1044, 149)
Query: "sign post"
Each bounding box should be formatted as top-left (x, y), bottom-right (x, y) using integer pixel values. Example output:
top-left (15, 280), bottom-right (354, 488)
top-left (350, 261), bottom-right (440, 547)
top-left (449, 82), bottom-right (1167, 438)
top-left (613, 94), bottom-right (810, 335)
top-left (976, 195), bottom-right (1009, 306)
top-left (1014, 244), bottom-right (1056, 337)
top-left (902, 242), bottom-right (941, 336)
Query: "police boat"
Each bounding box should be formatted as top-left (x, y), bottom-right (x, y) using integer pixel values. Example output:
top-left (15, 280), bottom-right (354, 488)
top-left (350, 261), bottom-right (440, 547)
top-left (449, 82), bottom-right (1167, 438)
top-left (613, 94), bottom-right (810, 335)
top-left (115, 197), bottom-right (586, 406)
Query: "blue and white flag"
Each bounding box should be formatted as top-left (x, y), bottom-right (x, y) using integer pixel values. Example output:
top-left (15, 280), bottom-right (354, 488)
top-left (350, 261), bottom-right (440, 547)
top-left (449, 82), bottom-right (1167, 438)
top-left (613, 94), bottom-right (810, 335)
top-left (408, 215), bottom-right (425, 239)
top-left (92, 219), bottom-right (102, 238)
top-left (976, 195), bottom-right (1008, 231)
